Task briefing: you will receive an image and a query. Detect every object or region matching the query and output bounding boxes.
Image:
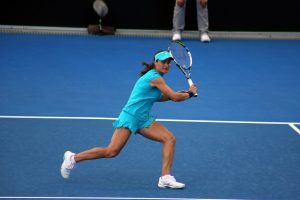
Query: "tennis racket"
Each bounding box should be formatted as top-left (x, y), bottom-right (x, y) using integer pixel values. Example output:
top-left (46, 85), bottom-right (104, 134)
top-left (168, 40), bottom-right (197, 97)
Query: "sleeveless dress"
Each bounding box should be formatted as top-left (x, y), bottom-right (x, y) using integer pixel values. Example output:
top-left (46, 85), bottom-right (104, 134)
top-left (113, 69), bottom-right (162, 134)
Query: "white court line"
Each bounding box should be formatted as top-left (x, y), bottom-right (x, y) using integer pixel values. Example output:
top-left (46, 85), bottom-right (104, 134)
top-left (0, 197), bottom-right (244, 200)
top-left (289, 124), bottom-right (300, 135)
top-left (0, 115), bottom-right (299, 125)
top-left (0, 115), bottom-right (117, 121)
top-left (0, 115), bottom-right (300, 134)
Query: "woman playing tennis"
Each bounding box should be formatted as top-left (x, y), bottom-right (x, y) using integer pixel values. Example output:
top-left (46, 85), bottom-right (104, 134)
top-left (61, 50), bottom-right (197, 189)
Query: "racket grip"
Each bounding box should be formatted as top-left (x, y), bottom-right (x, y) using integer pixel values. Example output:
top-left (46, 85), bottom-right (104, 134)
top-left (187, 78), bottom-right (198, 97)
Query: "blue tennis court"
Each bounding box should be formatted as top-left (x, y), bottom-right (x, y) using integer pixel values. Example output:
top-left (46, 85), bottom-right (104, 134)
top-left (0, 33), bottom-right (300, 199)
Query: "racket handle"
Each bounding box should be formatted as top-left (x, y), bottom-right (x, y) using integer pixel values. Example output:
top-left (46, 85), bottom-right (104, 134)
top-left (187, 78), bottom-right (198, 97)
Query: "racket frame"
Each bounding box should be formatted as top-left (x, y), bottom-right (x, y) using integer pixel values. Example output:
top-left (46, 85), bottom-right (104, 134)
top-left (168, 41), bottom-right (198, 97)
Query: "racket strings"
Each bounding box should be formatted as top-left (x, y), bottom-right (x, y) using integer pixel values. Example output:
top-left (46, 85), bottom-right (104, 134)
top-left (168, 41), bottom-right (193, 79)
top-left (169, 44), bottom-right (191, 68)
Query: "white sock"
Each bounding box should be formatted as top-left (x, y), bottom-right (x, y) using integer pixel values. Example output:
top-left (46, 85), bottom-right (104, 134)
top-left (161, 174), bottom-right (171, 179)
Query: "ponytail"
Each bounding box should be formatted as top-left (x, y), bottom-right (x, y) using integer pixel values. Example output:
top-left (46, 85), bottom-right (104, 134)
top-left (140, 61), bottom-right (155, 76)
top-left (140, 50), bottom-right (164, 76)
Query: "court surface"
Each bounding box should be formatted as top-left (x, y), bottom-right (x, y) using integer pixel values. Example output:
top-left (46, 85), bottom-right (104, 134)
top-left (0, 33), bottom-right (300, 199)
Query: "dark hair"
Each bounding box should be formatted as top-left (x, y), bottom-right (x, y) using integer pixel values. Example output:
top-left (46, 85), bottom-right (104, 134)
top-left (139, 50), bottom-right (164, 76)
top-left (140, 61), bottom-right (155, 76)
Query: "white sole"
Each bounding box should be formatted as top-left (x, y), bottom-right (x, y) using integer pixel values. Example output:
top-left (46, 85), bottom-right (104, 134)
top-left (158, 183), bottom-right (185, 189)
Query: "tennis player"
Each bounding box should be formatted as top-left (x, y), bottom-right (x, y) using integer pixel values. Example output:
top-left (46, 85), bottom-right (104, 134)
top-left (61, 50), bottom-right (197, 189)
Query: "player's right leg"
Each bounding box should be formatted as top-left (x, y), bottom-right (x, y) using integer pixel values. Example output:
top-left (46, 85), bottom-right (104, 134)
top-left (60, 127), bottom-right (131, 179)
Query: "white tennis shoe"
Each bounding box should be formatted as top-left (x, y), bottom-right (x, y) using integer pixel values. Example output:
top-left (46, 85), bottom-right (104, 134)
top-left (172, 32), bottom-right (182, 41)
top-left (60, 151), bottom-right (76, 179)
top-left (158, 175), bottom-right (185, 189)
top-left (200, 32), bottom-right (211, 43)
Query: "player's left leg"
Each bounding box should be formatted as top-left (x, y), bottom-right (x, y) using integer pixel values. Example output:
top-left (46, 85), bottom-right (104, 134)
top-left (139, 121), bottom-right (185, 189)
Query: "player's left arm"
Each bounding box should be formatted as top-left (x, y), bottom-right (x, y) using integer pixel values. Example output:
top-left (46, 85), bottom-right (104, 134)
top-left (159, 90), bottom-right (191, 102)
top-left (151, 77), bottom-right (195, 102)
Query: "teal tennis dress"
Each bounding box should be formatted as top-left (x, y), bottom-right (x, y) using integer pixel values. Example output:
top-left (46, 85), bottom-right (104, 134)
top-left (113, 69), bottom-right (162, 134)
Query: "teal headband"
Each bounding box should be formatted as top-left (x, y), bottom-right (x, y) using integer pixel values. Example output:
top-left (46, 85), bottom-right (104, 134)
top-left (154, 51), bottom-right (173, 61)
